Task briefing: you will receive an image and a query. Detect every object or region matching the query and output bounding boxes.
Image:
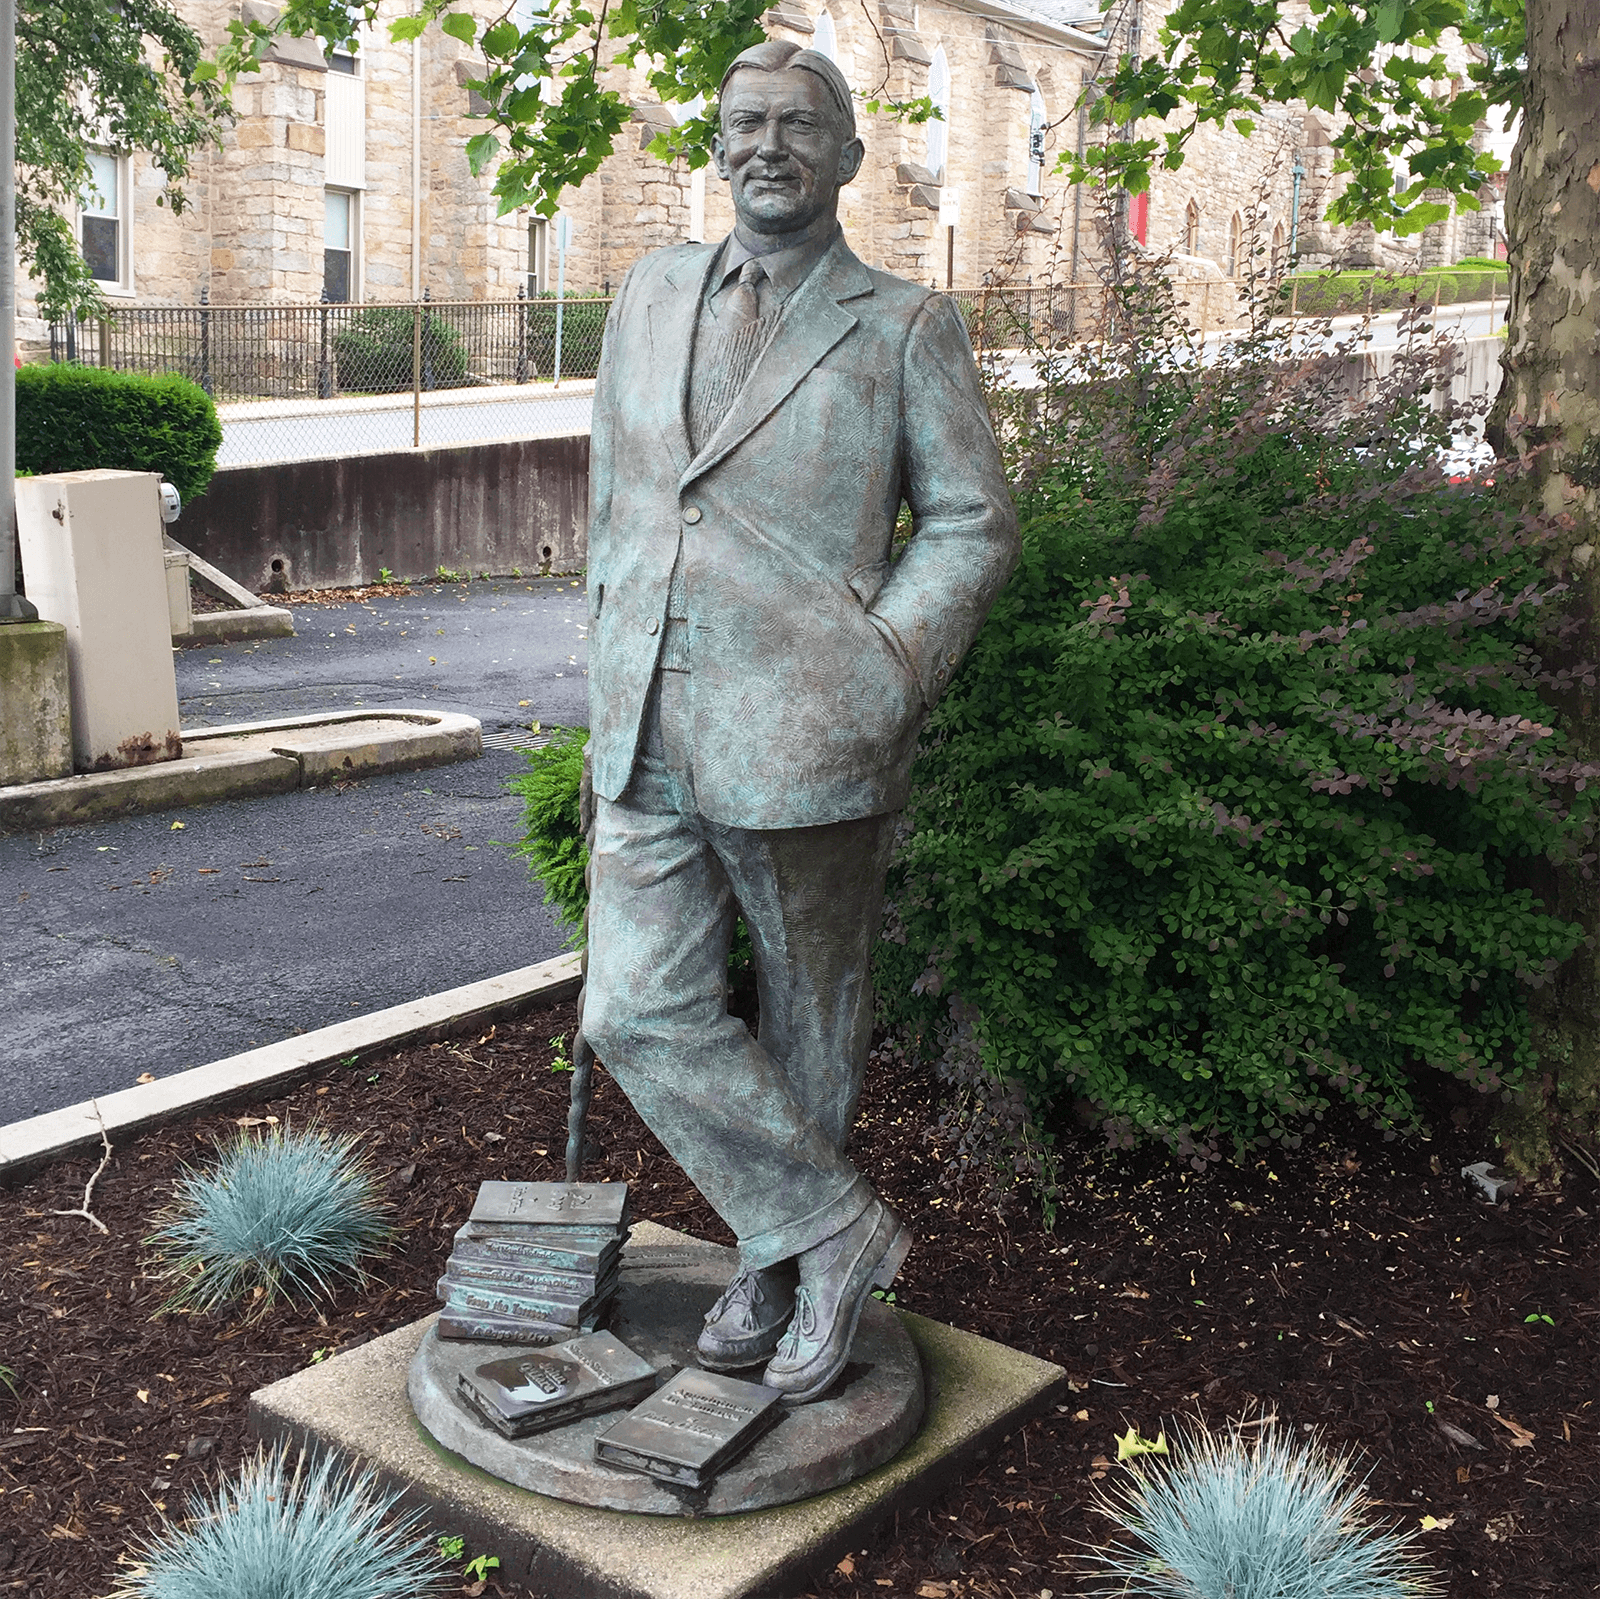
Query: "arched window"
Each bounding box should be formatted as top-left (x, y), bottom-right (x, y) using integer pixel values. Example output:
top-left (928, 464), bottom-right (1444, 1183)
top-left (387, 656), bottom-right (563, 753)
top-left (1271, 219), bottom-right (1286, 274)
top-left (813, 10), bottom-right (838, 63)
top-left (1026, 89), bottom-right (1047, 196)
top-left (1184, 198), bottom-right (1200, 255)
top-left (925, 45), bottom-right (950, 182)
top-left (1227, 210), bottom-right (1243, 276)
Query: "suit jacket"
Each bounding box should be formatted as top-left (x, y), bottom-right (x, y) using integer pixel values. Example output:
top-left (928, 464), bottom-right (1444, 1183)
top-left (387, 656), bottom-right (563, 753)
top-left (586, 231), bottom-right (1018, 829)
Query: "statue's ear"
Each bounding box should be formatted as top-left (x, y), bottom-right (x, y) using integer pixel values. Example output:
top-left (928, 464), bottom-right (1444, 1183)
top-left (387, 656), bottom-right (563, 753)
top-left (711, 131), bottom-right (731, 182)
top-left (837, 137), bottom-right (865, 186)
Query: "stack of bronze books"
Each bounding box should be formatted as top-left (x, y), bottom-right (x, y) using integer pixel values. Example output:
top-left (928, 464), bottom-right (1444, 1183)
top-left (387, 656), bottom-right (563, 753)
top-left (593, 1368), bottom-right (786, 1488)
top-left (456, 1330), bottom-right (660, 1439)
top-left (436, 1180), bottom-right (631, 1344)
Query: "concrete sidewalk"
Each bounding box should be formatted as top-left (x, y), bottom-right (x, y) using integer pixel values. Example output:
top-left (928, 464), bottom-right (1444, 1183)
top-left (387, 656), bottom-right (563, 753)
top-left (0, 707), bottom-right (481, 835)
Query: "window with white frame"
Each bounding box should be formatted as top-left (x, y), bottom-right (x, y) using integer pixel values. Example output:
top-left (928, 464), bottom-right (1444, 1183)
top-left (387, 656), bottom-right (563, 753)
top-left (1184, 198), bottom-right (1201, 255)
top-left (324, 189), bottom-right (357, 301)
top-left (1026, 90), bottom-right (1047, 196)
top-left (528, 216), bottom-right (548, 295)
top-left (813, 10), bottom-right (839, 64)
top-left (1226, 210), bottom-right (1243, 276)
top-left (925, 45), bottom-right (950, 183)
top-left (82, 150), bottom-right (130, 289)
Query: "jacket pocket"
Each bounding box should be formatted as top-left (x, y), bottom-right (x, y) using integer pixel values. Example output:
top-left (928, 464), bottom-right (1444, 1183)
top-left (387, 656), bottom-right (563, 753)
top-left (846, 561), bottom-right (892, 609)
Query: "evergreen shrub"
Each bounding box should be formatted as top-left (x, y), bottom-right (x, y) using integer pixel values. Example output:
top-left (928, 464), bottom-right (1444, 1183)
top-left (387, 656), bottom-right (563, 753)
top-left (1081, 1421), bottom-right (1439, 1598)
top-left (16, 362), bottom-right (221, 501)
top-left (1286, 266), bottom-right (1507, 317)
top-left (506, 726), bottom-right (589, 943)
top-left (113, 1445), bottom-right (445, 1599)
top-left (333, 306), bottom-right (470, 393)
top-left (146, 1122), bottom-right (392, 1318)
top-left (876, 274), bottom-right (1596, 1166)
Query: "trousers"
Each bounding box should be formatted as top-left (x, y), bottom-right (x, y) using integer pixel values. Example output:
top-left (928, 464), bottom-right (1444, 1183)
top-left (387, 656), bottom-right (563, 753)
top-left (583, 671), bottom-right (898, 1271)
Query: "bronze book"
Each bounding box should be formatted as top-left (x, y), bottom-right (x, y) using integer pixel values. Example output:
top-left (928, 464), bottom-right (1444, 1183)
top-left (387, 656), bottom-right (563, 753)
top-left (469, 1181), bottom-right (630, 1229)
top-left (437, 1265), bottom-right (621, 1328)
top-left (436, 1306), bottom-right (607, 1344)
top-left (592, 1369), bottom-right (785, 1488)
top-left (451, 1226), bottom-right (624, 1277)
top-left (439, 1255), bottom-right (620, 1308)
top-left (455, 1331), bottom-right (659, 1439)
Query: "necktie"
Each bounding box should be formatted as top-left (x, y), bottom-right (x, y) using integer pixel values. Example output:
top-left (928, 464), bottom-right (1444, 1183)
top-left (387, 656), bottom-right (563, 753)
top-left (722, 258), bottom-right (766, 331)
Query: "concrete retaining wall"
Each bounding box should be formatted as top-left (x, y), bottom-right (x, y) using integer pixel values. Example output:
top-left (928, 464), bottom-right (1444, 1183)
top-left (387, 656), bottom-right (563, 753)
top-left (181, 432), bottom-right (590, 593)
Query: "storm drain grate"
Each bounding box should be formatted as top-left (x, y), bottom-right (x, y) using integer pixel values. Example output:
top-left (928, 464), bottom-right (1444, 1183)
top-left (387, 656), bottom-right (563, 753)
top-left (480, 729), bottom-right (555, 754)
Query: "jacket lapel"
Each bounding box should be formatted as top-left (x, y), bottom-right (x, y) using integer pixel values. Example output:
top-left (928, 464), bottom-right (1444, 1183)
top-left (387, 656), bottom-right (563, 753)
top-left (680, 238), bottom-right (874, 488)
top-left (646, 243), bottom-right (721, 482)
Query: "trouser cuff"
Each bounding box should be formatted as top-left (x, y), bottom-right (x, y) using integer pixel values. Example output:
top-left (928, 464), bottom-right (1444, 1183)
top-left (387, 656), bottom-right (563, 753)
top-left (737, 1175), bottom-right (875, 1273)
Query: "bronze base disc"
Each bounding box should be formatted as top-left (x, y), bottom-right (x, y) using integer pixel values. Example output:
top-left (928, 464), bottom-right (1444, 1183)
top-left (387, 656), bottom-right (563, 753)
top-left (408, 1238), bottom-right (925, 1516)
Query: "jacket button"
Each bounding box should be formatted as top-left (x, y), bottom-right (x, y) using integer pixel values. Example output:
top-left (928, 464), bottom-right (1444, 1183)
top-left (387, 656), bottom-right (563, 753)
top-left (646, 617), bottom-right (659, 635)
top-left (947, 651), bottom-right (958, 665)
top-left (935, 665), bottom-right (947, 679)
top-left (682, 505), bottom-right (702, 525)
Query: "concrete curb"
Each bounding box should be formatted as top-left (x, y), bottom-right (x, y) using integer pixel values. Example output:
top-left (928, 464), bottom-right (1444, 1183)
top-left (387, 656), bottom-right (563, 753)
top-left (0, 707), bottom-right (481, 834)
top-left (0, 950), bottom-right (582, 1183)
top-left (186, 605), bottom-right (295, 643)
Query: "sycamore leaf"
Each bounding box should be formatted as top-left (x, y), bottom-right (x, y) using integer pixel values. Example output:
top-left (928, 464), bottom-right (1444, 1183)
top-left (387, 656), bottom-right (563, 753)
top-left (482, 20), bottom-right (522, 55)
top-left (465, 133), bottom-right (500, 175)
top-left (439, 12), bottom-right (477, 44)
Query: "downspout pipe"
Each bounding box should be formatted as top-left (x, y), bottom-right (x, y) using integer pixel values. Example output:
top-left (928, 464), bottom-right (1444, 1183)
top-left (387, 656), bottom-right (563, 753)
top-left (411, 33), bottom-right (421, 296)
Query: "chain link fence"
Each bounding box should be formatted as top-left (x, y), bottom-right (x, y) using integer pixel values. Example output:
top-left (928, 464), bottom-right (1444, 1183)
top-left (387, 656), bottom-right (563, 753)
top-left (50, 295), bottom-right (609, 467)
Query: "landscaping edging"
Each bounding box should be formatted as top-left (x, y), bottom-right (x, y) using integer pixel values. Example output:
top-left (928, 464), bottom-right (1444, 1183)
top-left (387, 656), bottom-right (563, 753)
top-left (0, 950), bottom-right (581, 1183)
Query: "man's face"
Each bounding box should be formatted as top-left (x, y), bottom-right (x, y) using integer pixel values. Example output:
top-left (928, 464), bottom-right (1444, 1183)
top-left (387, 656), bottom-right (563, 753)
top-left (712, 68), bottom-right (863, 236)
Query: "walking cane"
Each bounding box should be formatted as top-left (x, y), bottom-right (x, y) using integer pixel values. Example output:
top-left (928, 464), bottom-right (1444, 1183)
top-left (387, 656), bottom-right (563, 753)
top-left (564, 744), bottom-right (597, 1183)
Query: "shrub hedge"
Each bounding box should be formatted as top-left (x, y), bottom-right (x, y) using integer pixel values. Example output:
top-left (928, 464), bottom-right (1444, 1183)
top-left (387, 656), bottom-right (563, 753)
top-left (17, 362), bottom-right (222, 501)
top-left (1286, 266), bottom-right (1508, 317)
top-left (874, 273), bottom-right (1593, 1166)
top-left (333, 307), bottom-right (471, 394)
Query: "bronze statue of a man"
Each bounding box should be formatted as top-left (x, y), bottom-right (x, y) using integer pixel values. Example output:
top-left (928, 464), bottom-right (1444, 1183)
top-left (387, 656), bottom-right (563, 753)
top-left (582, 38), bottom-right (1018, 1404)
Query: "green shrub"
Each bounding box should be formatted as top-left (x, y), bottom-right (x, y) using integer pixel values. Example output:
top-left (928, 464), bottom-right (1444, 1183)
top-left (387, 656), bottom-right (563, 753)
top-left (17, 363), bottom-right (221, 501)
top-left (333, 307), bottom-right (470, 393)
top-left (523, 296), bottom-right (609, 380)
top-left (1082, 1421), bottom-right (1439, 1598)
top-left (1286, 266), bottom-right (1507, 317)
top-left (876, 267), bottom-right (1594, 1167)
top-left (505, 727), bottom-right (590, 943)
top-left (146, 1122), bottom-right (392, 1319)
top-left (113, 1445), bottom-right (446, 1599)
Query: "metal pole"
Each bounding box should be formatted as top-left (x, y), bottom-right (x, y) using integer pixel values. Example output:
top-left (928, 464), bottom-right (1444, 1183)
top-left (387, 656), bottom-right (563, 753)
top-left (1289, 159), bottom-right (1304, 265)
top-left (412, 300), bottom-right (421, 449)
top-left (0, 0), bottom-right (35, 621)
top-left (553, 215), bottom-right (567, 388)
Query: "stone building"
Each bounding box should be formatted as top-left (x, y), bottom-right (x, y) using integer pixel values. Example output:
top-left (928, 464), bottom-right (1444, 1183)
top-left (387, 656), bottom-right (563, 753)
top-left (37, 0), bottom-right (1496, 332)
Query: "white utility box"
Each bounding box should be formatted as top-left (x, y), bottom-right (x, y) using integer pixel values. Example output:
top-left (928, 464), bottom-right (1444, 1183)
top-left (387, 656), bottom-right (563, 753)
top-left (16, 470), bottom-right (183, 772)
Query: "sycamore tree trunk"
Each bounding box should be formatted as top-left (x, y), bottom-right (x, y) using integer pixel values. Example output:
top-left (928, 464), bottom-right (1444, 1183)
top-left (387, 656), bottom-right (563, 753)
top-left (1486, 0), bottom-right (1600, 1180)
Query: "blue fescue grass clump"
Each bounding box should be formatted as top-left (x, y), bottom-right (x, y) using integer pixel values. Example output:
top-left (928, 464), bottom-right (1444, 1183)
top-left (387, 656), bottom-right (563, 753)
top-left (1082, 1421), bottom-right (1440, 1599)
top-left (146, 1122), bottom-right (392, 1319)
top-left (113, 1446), bottom-right (445, 1599)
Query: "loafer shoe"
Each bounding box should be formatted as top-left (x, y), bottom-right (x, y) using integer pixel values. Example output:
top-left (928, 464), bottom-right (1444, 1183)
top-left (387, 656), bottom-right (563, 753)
top-left (696, 1265), bottom-right (796, 1372)
top-left (761, 1200), bottom-right (911, 1405)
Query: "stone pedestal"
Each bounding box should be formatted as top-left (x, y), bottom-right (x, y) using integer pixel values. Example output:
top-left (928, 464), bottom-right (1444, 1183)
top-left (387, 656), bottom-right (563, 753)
top-left (408, 1238), bottom-right (925, 1516)
top-left (15, 470), bottom-right (182, 772)
top-left (0, 620), bottom-right (72, 785)
top-left (250, 1223), bottom-right (1068, 1599)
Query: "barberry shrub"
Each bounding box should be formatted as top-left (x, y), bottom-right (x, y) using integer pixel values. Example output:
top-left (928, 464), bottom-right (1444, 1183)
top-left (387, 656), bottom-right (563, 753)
top-left (877, 269), bottom-right (1598, 1169)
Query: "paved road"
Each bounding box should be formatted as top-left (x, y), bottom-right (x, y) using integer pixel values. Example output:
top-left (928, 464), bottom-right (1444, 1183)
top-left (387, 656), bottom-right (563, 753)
top-left (1, 577), bottom-right (591, 1125)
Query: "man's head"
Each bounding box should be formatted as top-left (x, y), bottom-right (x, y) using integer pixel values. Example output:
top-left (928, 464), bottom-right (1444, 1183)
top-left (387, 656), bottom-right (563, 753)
top-left (713, 40), bottom-right (864, 241)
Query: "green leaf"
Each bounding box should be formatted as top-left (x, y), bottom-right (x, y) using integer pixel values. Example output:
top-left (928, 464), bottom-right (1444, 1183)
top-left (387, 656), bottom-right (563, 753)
top-left (440, 12), bottom-right (478, 44)
top-left (1376, 0), bottom-right (1408, 42)
top-left (482, 20), bottom-right (522, 56)
top-left (465, 132), bottom-right (500, 174)
top-left (387, 15), bottom-right (428, 41)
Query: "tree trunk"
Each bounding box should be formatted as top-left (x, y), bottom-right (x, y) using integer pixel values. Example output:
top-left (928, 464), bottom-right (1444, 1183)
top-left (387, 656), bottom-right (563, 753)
top-left (1486, 0), bottom-right (1600, 1181)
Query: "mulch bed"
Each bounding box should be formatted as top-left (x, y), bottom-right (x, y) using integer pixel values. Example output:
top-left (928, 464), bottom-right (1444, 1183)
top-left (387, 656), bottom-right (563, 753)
top-left (3, 1000), bottom-right (1595, 1597)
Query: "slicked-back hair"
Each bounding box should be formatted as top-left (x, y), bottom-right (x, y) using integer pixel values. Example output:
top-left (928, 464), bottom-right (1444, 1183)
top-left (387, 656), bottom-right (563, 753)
top-left (717, 39), bottom-right (857, 139)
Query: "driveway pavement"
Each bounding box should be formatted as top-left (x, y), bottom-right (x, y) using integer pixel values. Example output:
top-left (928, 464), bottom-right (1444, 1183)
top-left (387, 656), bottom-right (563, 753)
top-left (2, 576), bottom-right (590, 1125)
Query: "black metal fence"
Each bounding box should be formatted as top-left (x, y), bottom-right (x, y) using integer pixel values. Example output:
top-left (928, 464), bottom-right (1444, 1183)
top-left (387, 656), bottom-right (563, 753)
top-left (50, 293), bottom-right (613, 404)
